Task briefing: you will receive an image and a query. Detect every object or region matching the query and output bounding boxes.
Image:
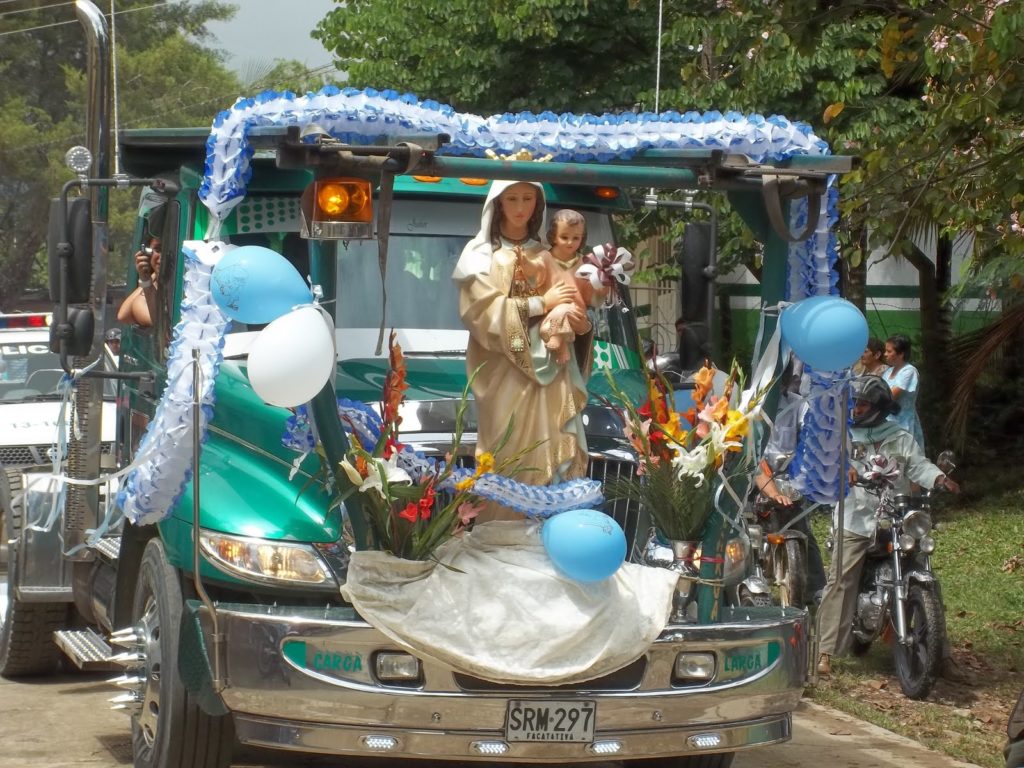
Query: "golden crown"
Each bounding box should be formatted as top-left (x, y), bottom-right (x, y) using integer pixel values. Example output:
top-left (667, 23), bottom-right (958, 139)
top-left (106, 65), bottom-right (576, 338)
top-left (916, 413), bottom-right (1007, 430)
top-left (484, 148), bottom-right (554, 163)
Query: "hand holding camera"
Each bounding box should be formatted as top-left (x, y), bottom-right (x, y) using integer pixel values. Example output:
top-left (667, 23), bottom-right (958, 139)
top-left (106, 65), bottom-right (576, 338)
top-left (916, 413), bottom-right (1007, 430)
top-left (135, 240), bottom-right (160, 287)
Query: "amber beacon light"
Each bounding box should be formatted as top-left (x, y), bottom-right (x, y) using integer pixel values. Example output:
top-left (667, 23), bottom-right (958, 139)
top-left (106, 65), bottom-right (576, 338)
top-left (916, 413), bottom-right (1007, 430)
top-left (300, 177), bottom-right (374, 239)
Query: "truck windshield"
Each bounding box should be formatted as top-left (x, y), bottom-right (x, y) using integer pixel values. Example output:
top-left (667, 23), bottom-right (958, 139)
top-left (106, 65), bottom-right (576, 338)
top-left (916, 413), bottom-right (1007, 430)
top-left (221, 196), bottom-right (640, 360)
top-left (332, 200), bottom-right (639, 358)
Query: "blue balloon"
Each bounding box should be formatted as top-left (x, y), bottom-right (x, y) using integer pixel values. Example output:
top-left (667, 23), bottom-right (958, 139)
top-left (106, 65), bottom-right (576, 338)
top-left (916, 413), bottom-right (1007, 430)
top-left (780, 295), bottom-right (868, 372)
top-left (541, 509), bottom-right (626, 583)
top-left (211, 245), bottom-right (312, 324)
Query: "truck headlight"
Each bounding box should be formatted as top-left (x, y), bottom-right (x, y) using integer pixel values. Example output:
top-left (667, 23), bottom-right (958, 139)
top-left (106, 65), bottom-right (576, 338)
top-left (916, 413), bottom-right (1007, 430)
top-left (199, 531), bottom-right (335, 587)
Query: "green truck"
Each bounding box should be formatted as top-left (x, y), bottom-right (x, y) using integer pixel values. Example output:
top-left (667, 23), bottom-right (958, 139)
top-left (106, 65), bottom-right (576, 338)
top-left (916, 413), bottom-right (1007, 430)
top-left (0, 3), bottom-right (856, 767)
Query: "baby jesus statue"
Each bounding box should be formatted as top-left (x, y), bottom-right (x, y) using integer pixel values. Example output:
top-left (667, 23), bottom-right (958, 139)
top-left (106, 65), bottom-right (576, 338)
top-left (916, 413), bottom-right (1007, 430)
top-left (536, 210), bottom-right (607, 364)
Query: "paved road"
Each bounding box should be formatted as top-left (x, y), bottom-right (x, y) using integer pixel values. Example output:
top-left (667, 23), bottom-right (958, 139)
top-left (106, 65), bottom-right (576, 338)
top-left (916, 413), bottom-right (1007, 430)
top-left (0, 669), bottom-right (985, 768)
top-left (0, 575), bottom-right (983, 768)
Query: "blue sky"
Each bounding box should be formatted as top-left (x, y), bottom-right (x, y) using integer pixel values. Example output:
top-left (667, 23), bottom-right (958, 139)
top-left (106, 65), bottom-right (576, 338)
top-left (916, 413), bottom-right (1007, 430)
top-left (206, 0), bottom-right (336, 75)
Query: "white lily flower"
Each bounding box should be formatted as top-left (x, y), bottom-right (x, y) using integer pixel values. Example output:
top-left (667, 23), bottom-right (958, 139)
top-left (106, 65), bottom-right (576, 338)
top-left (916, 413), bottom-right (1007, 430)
top-left (707, 421), bottom-right (742, 456)
top-left (672, 444), bottom-right (710, 485)
top-left (340, 459), bottom-right (364, 486)
top-left (361, 453), bottom-right (412, 499)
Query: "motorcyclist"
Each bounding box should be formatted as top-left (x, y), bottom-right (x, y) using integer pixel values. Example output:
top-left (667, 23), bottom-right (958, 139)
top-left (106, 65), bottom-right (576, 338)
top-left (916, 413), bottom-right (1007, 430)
top-left (754, 358), bottom-right (827, 605)
top-left (816, 375), bottom-right (959, 676)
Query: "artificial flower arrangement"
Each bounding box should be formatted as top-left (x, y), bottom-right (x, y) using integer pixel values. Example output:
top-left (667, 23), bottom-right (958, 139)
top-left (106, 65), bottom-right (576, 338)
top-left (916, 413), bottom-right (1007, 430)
top-left (605, 360), bottom-right (763, 543)
top-left (335, 333), bottom-right (529, 562)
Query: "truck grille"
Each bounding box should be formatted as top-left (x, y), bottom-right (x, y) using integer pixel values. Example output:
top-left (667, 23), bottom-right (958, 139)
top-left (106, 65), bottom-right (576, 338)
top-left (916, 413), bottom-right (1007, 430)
top-left (453, 656), bottom-right (646, 692)
top-left (587, 456), bottom-right (641, 549)
top-left (0, 442), bottom-right (113, 468)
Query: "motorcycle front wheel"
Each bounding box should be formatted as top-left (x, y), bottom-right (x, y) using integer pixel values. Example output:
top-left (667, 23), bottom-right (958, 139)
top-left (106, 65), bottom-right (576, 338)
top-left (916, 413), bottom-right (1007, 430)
top-left (892, 584), bottom-right (946, 699)
top-left (771, 540), bottom-right (807, 608)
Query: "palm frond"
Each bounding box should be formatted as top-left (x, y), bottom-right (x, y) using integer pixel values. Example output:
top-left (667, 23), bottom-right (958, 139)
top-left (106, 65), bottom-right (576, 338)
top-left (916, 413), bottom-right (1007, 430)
top-left (606, 463), bottom-right (711, 541)
top-left (945, 301), bottom-right (1024, 447)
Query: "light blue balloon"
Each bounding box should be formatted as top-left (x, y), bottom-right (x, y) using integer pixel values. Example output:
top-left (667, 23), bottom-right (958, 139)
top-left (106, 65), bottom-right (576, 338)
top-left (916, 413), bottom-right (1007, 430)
top-left (541, 509), bottom-right (626, 583)
top-left (211, 245), bottom-right (312, 324)
top-left (780, 295), bottom-right (868, 372)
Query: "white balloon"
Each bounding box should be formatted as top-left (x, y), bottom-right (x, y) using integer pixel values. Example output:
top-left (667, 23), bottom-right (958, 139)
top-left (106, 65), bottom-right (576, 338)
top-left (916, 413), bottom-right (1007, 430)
top-left (246, 306), bottom-right (336, 407)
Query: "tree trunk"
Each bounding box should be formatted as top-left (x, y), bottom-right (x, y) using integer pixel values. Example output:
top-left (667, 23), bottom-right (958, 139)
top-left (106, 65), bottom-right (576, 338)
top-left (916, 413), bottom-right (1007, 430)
top-left (903, 240), bottom-right (950, 451)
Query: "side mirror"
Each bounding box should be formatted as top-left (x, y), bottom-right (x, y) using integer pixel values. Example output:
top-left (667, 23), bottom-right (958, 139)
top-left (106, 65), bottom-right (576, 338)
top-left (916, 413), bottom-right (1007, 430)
top-left (47, 197), bottom-right (93, 304)
top-left (48, 307), bottom-right (94, 357)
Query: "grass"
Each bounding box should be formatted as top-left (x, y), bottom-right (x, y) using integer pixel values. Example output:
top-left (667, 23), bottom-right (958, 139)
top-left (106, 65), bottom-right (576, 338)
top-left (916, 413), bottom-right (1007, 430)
top-left (805, 478), bottom-right (1024, 768)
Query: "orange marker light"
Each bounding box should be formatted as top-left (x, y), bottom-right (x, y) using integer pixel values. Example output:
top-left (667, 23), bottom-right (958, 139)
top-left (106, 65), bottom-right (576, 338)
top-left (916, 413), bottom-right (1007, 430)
top-left (594, 186), bottom-right (619, 199)
top-left (315, 179), bottom-right (371, 222)
top-left (301, 177), bottom-right (374, 239)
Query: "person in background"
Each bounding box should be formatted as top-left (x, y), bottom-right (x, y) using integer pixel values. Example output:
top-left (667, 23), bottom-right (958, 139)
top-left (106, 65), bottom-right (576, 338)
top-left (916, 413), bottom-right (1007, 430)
top-left (104, 328), bottom-right (121, 357)
top-left (816, 375), bottom-right (958, 676)
top-left (117, 237), bottom-right (160, 328)
top-left (882, 333), bottom-right (924, 449)
top-left (853, 337), bottom-right (888, 376)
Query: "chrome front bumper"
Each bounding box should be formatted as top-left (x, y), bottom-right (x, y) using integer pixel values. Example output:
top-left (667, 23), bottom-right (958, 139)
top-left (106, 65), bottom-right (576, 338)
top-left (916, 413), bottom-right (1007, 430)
top-left (197, 602), bottom-right (806, 762)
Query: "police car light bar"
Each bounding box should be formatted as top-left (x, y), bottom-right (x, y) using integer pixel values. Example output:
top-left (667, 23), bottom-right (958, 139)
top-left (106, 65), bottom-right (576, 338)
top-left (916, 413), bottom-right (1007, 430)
top-left (0, 313), bottom-right (52, 329)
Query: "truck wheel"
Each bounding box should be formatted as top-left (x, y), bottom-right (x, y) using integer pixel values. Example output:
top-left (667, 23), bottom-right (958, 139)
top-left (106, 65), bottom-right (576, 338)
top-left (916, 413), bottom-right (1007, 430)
top-left (0, 471), bottom-right (68, 677)
top-left (130, 539), bottom-right (233, 768)
top-left (629, 752), bottom-right (735, 767)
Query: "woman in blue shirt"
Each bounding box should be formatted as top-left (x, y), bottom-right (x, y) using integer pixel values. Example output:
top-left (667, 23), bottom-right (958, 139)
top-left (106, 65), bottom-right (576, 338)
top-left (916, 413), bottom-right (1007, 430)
top-left (882, 334), bottom-right (925, 449)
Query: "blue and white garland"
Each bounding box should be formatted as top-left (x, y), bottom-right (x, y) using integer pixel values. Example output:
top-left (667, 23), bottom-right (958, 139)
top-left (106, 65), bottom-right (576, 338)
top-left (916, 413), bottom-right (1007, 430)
top-left (283, 399), bottom-right (604, 518)
top-left (117, 242), bottom-right (231, 525)
top-left (200, 86), bottom-right (829, 221)
top-left (120, 86), bottom-right (847, 524)
top-left (785, 181), bottom-right (848, 504)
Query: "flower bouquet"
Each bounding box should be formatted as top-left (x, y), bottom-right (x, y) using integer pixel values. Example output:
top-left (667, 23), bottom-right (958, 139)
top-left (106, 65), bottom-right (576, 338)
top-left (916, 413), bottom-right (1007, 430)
top-left (604, 361), bottom-right (762, 543)
top-left (335, 333), bottom-right (524, 562)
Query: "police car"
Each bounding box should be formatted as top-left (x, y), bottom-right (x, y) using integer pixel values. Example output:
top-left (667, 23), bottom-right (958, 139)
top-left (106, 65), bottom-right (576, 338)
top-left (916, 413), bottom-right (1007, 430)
top-left (0, 312), bottom-right (115, 568)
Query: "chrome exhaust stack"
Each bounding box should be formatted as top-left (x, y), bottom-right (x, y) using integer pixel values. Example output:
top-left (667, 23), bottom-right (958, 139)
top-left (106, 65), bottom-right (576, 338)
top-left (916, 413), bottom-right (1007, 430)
top-left (64, 0), bottom-right (111, 558)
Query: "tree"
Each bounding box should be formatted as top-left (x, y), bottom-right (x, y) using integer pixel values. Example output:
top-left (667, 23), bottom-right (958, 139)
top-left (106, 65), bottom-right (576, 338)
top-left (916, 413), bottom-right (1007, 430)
top-left (313, 1), bottom-right (663, 114)
top-left (0, 0), bottom-right (238, 308)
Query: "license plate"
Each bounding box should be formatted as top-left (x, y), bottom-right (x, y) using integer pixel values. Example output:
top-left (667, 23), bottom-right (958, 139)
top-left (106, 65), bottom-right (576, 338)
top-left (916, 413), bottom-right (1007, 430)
top-left (505, 699), bottom-right (596, 743)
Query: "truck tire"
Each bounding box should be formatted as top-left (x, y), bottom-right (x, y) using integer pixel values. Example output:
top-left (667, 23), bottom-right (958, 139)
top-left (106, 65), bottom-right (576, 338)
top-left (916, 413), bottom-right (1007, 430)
top-left (0, 471), bottom-right (68, 677)
top-left (130, 538), bottom-right (233, 768)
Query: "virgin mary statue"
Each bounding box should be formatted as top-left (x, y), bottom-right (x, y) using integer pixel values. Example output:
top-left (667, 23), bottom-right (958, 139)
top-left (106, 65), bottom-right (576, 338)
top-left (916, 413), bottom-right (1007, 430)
top-left (453, 180), bottom-right (593, 521)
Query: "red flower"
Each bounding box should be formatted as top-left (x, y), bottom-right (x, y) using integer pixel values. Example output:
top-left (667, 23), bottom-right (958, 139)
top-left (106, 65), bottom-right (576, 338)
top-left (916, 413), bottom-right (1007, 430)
top-left (418, 481), bottom-right (435, 521)
top-left (398, 502), bottom-right (419, 523)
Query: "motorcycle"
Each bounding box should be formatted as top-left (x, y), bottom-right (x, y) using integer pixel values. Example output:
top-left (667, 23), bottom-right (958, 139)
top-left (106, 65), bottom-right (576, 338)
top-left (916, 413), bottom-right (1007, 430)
top-left (844, 450), bottom-right (956, 699)
top-left (749, 484), bottom-right (811, 609)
